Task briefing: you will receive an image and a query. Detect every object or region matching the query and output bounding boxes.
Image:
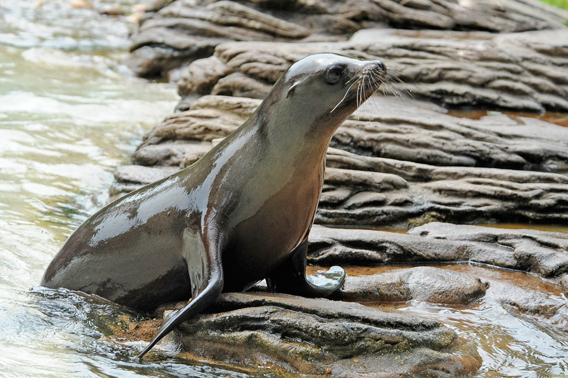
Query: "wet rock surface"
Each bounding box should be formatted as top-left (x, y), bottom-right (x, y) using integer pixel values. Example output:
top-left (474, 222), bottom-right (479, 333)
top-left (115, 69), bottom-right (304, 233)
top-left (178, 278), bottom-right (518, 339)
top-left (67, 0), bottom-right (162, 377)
top-left (127, 0), bottom-right (568, 80)
top-left (308, 223), bottom-right (568, 281)
top-left (119, 292), bottom-right (481, 376)
top-left (337, 266), bottom-right (488, 305)
top-left (113, 95), bottom-right (568, 227)
top-left (105, 262), bottom-right (568, 376)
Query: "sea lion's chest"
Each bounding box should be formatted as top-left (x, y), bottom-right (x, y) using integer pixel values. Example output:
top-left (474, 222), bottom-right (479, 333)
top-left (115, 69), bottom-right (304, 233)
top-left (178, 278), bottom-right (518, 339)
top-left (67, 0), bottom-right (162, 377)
top-left (220, 166), bottom-right (323, 288)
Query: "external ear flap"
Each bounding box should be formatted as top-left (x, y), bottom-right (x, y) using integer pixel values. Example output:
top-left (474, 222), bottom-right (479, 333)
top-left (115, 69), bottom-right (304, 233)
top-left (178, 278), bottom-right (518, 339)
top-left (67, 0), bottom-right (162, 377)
top-left (286, 80), bottom-right (303, 98)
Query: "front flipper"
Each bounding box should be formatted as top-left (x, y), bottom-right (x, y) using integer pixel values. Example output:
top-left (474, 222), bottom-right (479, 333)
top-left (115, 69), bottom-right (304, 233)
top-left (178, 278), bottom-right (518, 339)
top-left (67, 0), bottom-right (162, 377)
top-left (266, 240), bottom-right (345, 297)
top-left (137, 229), bottom-right (225, 359)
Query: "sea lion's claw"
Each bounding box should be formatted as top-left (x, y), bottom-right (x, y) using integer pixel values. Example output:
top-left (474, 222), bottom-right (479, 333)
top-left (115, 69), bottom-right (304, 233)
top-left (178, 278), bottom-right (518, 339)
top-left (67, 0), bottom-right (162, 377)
top-left (266, 240), bottom-right (345, 298)
top-left (306, 265), bottom-right (346, 292)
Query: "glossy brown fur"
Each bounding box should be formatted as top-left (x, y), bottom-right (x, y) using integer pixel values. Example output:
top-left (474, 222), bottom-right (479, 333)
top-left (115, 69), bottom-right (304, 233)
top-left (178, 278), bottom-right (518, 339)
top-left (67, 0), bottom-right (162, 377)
top-left (42, 53), bottom-right (386, 357)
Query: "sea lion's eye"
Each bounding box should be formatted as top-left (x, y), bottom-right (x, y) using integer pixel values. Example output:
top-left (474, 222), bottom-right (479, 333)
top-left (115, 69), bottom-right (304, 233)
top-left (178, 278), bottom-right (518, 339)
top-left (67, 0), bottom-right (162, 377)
top-left (326, 66), bottom-right (345, 84)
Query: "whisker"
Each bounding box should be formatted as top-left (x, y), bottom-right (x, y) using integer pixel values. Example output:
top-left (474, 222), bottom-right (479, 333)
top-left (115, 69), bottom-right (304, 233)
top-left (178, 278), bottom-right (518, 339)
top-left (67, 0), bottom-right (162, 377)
top-left (330, 78), bottom-right (361, 113)
top-left (368, 72), bottom-right (383, 114)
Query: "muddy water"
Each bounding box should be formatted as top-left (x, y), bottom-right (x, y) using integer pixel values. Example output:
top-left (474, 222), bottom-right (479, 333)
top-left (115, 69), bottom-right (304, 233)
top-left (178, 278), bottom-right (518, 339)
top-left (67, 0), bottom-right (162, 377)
top-left (1, 1), bottom-right (567, 377)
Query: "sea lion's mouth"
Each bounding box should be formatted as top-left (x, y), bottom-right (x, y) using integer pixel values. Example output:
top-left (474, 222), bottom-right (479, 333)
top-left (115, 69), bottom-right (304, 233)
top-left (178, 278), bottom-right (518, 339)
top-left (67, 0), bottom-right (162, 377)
top-left (330, 60), bottom-right (387, 113)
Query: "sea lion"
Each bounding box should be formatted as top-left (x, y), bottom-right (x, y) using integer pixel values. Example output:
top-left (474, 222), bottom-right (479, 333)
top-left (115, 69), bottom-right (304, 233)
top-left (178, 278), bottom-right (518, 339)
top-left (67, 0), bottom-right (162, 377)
top-left (41, 53), bottom-right (387, 358)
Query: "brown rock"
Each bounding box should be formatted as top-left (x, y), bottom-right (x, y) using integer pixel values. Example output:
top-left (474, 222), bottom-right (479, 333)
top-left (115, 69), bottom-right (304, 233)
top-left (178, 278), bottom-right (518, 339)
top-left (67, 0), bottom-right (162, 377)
top-left (171, 292), bottom-right (481, 376)
top-left (176, 29), bottom-right (568, 112)
top-left (337, 267), bottom-right (488, 305)
top-left (308, 223), bottom-right (568, 279)
top-left (127, 0), bottom-right (568, 78)
top-left (115, 94), bottom-right (568, 227)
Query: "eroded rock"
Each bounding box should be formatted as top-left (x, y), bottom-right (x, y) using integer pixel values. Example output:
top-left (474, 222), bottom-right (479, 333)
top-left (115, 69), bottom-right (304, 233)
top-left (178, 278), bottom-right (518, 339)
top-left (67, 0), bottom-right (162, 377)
top-left (127, 0), bottom-right (568, 79)
top-left (337, 266), bottom-right (488, 305)
top-left (561, 274), bottom-right (568, 297)
top-left (126, 292), bottom-right (481, 376)
top-left (411, 222), bottom-right (568, 277)
top-left (308, 223), bottom-right (568, 280)
top-left (114, 94), bottom-right (568, 226)
top-left (176, 29), bottom-right (568, 112)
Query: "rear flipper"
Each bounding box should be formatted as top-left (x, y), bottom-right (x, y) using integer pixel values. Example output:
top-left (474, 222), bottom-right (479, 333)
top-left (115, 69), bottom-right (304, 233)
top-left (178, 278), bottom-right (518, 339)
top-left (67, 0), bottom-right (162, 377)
top-left (137, 229), bottom-right (225, 359)
top-left (266, 240), bottom-right (345, 297)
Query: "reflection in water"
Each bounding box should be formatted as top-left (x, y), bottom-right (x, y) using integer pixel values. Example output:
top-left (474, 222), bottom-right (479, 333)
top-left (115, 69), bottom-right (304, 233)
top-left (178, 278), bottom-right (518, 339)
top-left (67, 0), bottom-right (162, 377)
top-left (352, 264), bottom-right (568, 377)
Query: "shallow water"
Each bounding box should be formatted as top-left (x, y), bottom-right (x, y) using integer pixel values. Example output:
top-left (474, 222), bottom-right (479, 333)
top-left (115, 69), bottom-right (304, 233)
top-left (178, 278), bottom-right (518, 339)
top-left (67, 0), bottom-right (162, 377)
top-left (335, 264), bottom-right (568, 377)
top-left (1, 1), bottom-right (567, 377)
top-left (0, 1), bottom-right (247, 377)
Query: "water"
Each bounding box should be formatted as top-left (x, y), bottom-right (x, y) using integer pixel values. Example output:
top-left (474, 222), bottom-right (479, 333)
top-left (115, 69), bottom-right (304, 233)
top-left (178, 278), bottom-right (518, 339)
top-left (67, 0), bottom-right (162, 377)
top-left (1, 1), bottom-right (567, 377)
top-left (339, 264), bottom-right (568, 377)
top-left (0, 1), bottom-right (247, 376)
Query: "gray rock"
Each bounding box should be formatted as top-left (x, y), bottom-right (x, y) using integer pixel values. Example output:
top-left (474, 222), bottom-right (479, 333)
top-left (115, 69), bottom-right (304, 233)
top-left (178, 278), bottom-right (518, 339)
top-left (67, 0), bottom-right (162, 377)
top-left (410, 222), bottom-right (568, 277)
top-left (115, 94), bottom-right (568, 227)
top-left (127, 0), bottom-right (568, 78)
top-left (170, 292), bottom-right (481, 376)
top-left (113, 165), bottom-right (181, 185)
top-left (308, 223), bottom-right (568, 279)
top-left (560, 274), bottom-right (568, 297)
top-left (176, 29), bottom-right (568, 112)
top-left (337, 267), bottom-right (488, 305)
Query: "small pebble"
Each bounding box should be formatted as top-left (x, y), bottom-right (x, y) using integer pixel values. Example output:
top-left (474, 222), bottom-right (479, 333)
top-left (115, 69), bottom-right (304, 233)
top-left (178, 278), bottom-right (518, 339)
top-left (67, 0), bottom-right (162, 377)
top-left (30, 0), bottom-right (44, 8)
top-left (132, 3), bottom-right (147, 12)
top-left (100, 5), bottom-right (124, 16)
top-left (69, 0), bottom-right (93, 9)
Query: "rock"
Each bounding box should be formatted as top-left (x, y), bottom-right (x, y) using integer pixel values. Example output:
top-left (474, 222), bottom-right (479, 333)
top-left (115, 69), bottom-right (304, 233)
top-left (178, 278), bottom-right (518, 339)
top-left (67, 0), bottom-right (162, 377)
top-left (113, 165), bottom-right (180, 184)
top-left (69, 0), bottom-right (93, 9)
top-left (99, 4), bottom-right (124, 16)
top-left (176, 29), bottom-right (568, 112)
top-left (168, 292), bottom-right (481, 376)
top-left (127, 0), bottom-right (568, 78)
top-left (133, 142), bottom-right (212, 167)
top-left (337, 267), bottom-right (488, 305)
top-left (308, 223), bottom-right (568, 279)
top-left (115, 94), bottom-right (568, 227)
top-left (319, 151), bottom-right (568, 227)
top-left (561, 274), bottom-right (568, 297)
top-left (410, 223), bottom-right (568, 277)
top-left (135, 95), bottom-right (258, 149)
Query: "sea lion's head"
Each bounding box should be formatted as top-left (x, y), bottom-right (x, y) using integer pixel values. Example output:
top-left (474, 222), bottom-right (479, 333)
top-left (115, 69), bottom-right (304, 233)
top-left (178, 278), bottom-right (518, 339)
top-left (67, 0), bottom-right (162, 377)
top-left (288, 54), bottom-right (385, 113)
top-left (261, 53), bottom-right (387, 138)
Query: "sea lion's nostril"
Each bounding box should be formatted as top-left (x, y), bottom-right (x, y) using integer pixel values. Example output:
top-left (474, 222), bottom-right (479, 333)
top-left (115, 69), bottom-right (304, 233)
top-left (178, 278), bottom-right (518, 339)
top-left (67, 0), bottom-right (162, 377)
top-left (375, 60), bottom-right (386, 72)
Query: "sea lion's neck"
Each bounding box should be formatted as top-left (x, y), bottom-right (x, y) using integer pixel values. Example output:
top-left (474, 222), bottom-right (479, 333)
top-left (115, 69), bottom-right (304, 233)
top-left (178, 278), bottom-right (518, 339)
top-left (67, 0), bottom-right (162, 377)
top-left (254, 99), bottom-right (343, 167)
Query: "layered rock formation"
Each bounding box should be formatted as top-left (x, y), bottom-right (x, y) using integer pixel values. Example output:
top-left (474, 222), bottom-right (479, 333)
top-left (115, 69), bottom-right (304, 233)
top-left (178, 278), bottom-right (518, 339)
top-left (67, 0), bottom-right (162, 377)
top-left (170, 29), bottom-right (568, 113)
top-left (115, 0), bottom-right (568, 375)
top-left (128, 0), bottom-right (568, 82)
top-left (308, 223), bottom-right (568, 284)
top-left (113, 95), bottom-right (568, 227)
